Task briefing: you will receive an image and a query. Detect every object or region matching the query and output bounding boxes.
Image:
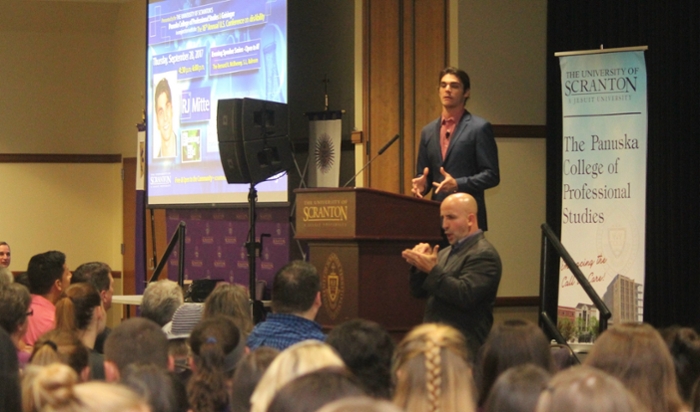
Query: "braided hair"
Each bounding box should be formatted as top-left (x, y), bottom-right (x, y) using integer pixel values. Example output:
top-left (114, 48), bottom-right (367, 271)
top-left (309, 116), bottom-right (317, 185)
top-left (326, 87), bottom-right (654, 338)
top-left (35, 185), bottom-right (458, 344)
top-left (392, 324), bottom-right (476, 412)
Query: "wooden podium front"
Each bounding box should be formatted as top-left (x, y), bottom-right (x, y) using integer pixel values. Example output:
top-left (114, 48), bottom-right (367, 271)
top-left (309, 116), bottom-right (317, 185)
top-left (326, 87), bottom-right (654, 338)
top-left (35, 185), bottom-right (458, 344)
top-left (294, 188), bottom-right (442, 336)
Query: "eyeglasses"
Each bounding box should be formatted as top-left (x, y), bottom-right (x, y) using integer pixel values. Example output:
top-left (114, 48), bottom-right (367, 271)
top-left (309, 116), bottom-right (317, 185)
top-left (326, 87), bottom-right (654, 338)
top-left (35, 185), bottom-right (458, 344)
top-left (26, 309), bottom-right (34, 317)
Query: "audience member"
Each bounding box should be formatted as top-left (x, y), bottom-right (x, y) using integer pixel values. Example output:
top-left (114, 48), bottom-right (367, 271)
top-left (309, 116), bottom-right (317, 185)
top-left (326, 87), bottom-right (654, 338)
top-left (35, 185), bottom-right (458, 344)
top-left (141, 279), bottom-right (184, 327)
top-left (103, 317), bottom-right (171, 382)
top-left (326, 318), bottom-right (395, 399)
top-left (267, 366), bottom-right (365, 412)
top-left (692, 378), bottom-right (700, 412)
top-left (121, 362), bottom-right (184, 412)
top-left (535, 365), bottom-right (646, 412)
top-left (230, 346), bottom-right (279, 412)
top-left (584, 322), bottom-right (685, 412)
top-left (203, 283), bottom-right (253, 335)
top-left (0, 327), bottom-right (21, 412)
top-left (30, 330), bottom-right (90, 380)
top-left (71, 262), bottom-right (114, 353)
top-left (483, 364), bottom-right (551, 412)
top-left (22, 363), bottom-right (149, 412)
top-left (476, 319), bottom-right (554, 406)
top-left (55, 283), bottom-right (107, 380)
top-left (187, 315), bottom-right (241, 412)
top-left (250, 340), bottom-right (345, 412)
top-left (162, 302), bottom-right (203, 381)
top-left (661, 325), bottom-right (700, 403)
top-left (0, 241), bottom-right (11, 268)
top-left (392, 323), bottom-right (477, 412)
top-left (0, 282), bottom-right (32, 368)
top-left (0, 267), bottom-right (12, 287)
top-left (13, 272), bottom-right (30, 289)
top-left (25, 251), bottom-right (72, 345)
top-left (247, 261), bottom-right (325, 351)
top-left (317, 397), bottom-right (405, 412)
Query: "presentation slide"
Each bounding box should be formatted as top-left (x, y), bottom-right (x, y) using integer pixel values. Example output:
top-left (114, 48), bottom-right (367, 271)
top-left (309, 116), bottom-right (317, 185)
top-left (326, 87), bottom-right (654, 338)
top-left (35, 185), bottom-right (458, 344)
top-left (146, 0), bottom-right (288, 207)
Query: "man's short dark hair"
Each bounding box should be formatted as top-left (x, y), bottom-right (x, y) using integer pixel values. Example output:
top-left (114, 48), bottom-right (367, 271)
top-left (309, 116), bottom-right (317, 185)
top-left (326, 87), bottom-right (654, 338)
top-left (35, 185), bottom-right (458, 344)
top-left (155, 77), bottom-right (172, 104)
top-left (439, 66), bottom-right (471, 91)
top-left (104, 317), bottom-right (169, 372)
top-left (326, 319), bottom-right (396, 399)
top-left (271, 261), bottom-right (320, 314)
top-left (72, 262), bottom-right (111, 292)
top-left (27, 251), bottom-right (66, 295)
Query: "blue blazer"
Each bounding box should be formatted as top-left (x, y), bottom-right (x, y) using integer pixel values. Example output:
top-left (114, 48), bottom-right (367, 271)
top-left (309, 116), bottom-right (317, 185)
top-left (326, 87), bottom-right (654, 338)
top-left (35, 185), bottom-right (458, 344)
top-left (416, 111), bottom-right (500, 230)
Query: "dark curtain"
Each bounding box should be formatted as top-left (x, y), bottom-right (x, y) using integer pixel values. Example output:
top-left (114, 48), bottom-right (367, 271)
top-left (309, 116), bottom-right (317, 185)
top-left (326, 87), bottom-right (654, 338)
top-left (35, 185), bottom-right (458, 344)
top-left (546, 1), bottom-right (700, 330)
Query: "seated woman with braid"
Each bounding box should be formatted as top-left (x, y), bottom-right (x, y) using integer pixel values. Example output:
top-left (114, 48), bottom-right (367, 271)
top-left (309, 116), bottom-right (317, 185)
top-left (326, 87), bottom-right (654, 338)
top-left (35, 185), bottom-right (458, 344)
top-left (392, 323), bottom-right (477, 412)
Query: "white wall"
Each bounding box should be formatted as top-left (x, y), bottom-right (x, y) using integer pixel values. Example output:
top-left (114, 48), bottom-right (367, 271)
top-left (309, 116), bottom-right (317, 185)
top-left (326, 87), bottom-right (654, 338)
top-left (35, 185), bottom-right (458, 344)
top-left (456, 0), bottom-right (548, 308)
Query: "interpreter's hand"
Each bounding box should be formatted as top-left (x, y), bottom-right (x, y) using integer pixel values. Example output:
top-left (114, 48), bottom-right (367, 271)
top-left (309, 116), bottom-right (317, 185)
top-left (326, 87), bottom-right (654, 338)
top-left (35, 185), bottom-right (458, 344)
top-left (402, 242), bottom-right (440, 273)
top-left (411, 167), bottom-right (429, 198)
top-left (433, 167), bottom-right (458, 194)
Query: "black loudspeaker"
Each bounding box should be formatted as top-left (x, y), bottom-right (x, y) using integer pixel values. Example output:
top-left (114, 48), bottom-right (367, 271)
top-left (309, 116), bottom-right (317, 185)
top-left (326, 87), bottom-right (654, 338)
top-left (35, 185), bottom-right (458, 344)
top-left (217, 98), bottom-right (293, 185)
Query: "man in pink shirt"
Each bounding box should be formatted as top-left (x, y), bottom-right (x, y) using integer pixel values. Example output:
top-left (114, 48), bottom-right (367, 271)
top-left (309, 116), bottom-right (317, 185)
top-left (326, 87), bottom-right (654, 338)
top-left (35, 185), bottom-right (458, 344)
top-left (24, 250), bottom-right (72, 346)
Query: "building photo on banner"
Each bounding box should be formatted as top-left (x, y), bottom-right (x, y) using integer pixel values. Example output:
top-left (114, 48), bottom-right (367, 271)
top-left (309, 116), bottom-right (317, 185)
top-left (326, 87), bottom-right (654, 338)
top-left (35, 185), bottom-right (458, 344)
top-left (556, 49), bottom-right (648, 343)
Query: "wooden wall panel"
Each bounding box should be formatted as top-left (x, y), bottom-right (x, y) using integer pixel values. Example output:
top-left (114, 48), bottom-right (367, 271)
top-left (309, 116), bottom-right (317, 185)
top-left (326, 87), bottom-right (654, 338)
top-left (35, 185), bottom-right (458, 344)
top-left (365, 0), bottom-right (448, 195)
top-left (366, 0), bottom-right (402, 192)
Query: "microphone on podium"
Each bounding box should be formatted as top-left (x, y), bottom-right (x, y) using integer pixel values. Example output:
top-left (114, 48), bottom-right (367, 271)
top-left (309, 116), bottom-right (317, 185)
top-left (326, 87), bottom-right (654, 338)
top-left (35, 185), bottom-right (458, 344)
top-left (343, 133), bottom-right (400, 187)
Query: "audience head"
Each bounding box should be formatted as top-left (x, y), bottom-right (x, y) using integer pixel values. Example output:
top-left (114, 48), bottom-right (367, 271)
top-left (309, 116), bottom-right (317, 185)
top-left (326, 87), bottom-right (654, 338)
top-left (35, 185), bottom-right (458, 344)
top-left (230, 346), bottom-right (279, 412)
top-left (267, 366), bottom-right (366, 412)
top-left (0, 282), bottom-right (32, 339)
top-left (0, 267), bottom-right (12, 287)
top-left (14, 272), bottom-right (30, 289)
top-left (141, 279), bottom-right (184, 327)
top-left (162, 302), bottom-right (203, 370)
top-left (584, 322), bottom-right (684, 412)
top-left (30, 329), bottom-right (91, 380)
top-left (535, 365), bottom-right (646, 412)
top-left (23, 363), bottom-right (149, 412)
top-left (203, 283), bottom-right (253, 334)
top-left (271, 261), bottom-right (321, 315)
top-left (0, 241), bottom-right (10, 268)
top-left (483, 364), bottom-right (551, 412)
top-left (660, 325), bottom-right (700, 402)
top-left (0, 327), bottom-right (21, 412)
top-left (55, 283), bottom-right (105, 335)
top-left (392, 323), bottom-right (476, 412)
top-left (71, 262), bottom-right (114, 311)
top-left (104, 317), bottom-right (170, 381)
top-left (317, 397), bottom-right (408, 412)
top-left (477, 319), bottom-right (553, 406)
top-left (250, 340), bottom-right (345, 412)
top-left (187, 315), bottom-right (241, 412)
top-left (327, 318), bottom-right (395, 399)
top-left (121, 363), bottom-right (181, 412)
top-left (27, 251), bottom-right (72, 300)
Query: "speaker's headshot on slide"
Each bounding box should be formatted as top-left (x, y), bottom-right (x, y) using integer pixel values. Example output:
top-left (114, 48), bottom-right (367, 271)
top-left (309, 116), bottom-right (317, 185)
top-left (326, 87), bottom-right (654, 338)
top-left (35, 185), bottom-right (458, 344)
top-left (154, 75), bottom-right (178, 159)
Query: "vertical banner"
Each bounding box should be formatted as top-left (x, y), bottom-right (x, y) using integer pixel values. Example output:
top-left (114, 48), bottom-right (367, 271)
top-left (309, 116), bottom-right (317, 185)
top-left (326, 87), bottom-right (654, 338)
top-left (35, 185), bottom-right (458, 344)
top-left (308, 114), bottom-right (342, 187)
top-left (557, 49), bottom-right (648, 342)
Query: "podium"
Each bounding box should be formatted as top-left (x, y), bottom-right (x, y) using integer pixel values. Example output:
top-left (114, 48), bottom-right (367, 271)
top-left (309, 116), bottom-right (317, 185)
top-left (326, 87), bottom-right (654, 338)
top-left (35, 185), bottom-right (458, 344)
top-left (294, 187), bottom-right (442, 336)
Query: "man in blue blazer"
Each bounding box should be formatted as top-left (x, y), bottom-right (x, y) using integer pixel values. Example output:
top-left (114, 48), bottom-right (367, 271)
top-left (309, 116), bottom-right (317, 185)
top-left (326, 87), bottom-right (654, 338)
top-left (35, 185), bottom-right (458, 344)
top-left (411, 67), bottom-right (500, 230)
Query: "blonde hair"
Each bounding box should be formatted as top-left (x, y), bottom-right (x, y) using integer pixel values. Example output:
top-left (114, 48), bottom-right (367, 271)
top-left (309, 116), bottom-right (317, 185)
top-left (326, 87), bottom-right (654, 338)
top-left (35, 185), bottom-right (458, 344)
top-left (317, 396), bottom-right (405, 412)
top-left (535, 365), bottom-right (647, 412)
top-left (584, 323), bottom-right (685, 412)
top-left (21, 363), bottom-right (148, 412)
top-left (249, 340), bottom-right (345, 412)
top-left (393, 324), bottom-right (476, 412)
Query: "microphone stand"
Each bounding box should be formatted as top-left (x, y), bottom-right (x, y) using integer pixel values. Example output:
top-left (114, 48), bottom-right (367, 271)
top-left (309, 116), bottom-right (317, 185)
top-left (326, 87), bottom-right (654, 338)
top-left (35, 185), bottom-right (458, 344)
top-left (343, 134), bottom-right (400, 187)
